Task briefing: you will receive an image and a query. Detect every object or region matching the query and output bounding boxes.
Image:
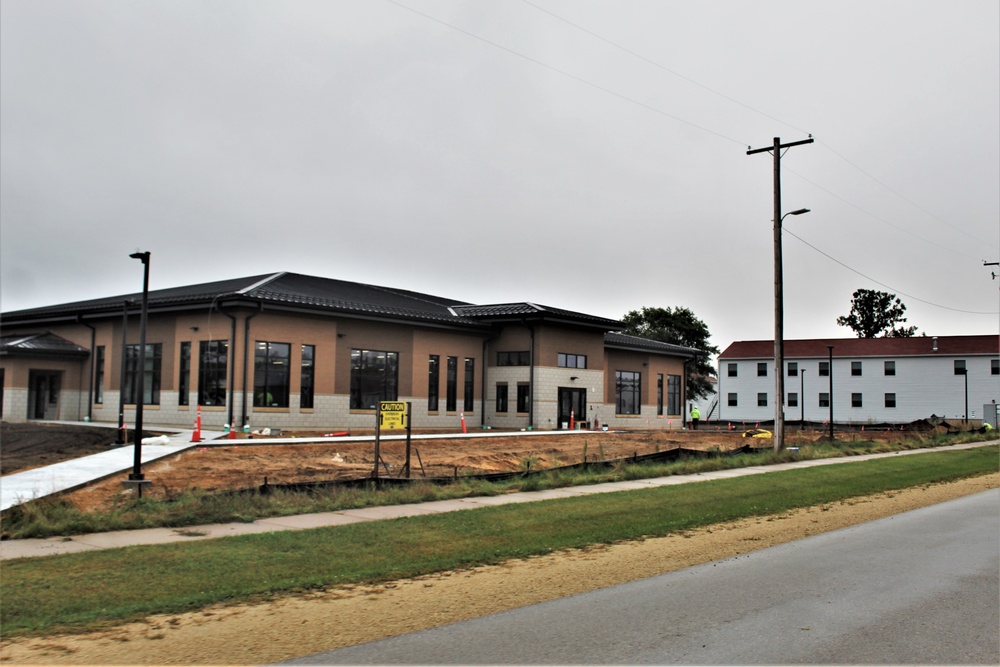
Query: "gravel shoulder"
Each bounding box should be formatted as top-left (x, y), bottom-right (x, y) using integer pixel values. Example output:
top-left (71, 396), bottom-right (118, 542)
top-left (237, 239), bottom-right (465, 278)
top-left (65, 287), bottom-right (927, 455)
top-left (2, 472), bottom-right (996, 666)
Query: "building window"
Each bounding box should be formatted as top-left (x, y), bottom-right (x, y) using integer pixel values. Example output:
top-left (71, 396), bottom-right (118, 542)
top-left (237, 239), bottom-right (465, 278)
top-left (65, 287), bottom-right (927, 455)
top-left (757, 392), bottom-right (767, 407)
top-left (428, 355), bottom-right (439, 412)
top-left (198, 340), bottom-right (228, 406)
top-left (667, 374), bottom-right (681, 416)
top-left (497, 351), bottom-right (530, 366)
top-left (496, 383), bottom-right (508, 413)
top-left (557, 353), bottom-right (587, 369)
top-left (254, 341), bottom-right (290, 408)
top-left (446, 356), bottom-right (458, 411)
top-left (954, 360), bottom-right (966, 375)
top-left (728, 392), bottom-right (738, 407)
top-left (177, 342), bottom-right (190, 406)
top-left (852, 392), bottom-right (863, 408)
top-left (788, 392), bottom-right (798, 408)
top-left (757, 362), bottom-right (767, 377)
top-left (819, 361), bottom-right (829, 377)
top-left (851, 361), bottom-right (862, 376)
top-left (819, 393), bottom-right (830, 408)
top-left (124, 343), bottom-right (162, 405)
top-left (615, 370), bottom-right (641, 415)
top-left (516, 383), bottom-right (530, 413)
top-left (657, 374), bottom-right (664, 416)
top-left (350, 349), bottom-right (399, 410)
top-left (300, 345), bottom-right (315, 409)
top-left (94, 346), bottom-right (105, 404)
top-left (727, 363), bottom-right (737, 377)
top-left (884, 360), bottom-right (895, 376)
top-left (464, 358), bottom-right (475, 412)
top-left (787, 362), bottom-right (798, 377)
top-left (992, 359), bottom-right (999, 375)
top-left (885, 393), bottom-right (896, 408)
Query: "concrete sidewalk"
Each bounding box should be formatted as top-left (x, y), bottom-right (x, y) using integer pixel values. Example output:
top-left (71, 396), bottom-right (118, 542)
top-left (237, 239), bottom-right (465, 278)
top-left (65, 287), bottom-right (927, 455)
top-left (2, 440), bottom-right (994, 561)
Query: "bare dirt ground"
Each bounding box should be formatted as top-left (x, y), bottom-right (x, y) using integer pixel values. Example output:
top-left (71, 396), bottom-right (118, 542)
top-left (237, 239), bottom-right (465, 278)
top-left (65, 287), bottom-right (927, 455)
top-left (0, 423), bottom-right (130, 476)
top-left (1, 421), bottom-right (953, 513)
top-left (3, 473), bottom-right (997, 666)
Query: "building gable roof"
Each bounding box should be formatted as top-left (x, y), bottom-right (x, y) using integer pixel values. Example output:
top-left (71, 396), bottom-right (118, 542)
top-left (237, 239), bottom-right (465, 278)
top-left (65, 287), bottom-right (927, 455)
top-left (604, 332), bottom-right (700, 358)
top-left (719, 335), bottom-right (999, 359)
top-left (0, 333), bottom-right (90, 358)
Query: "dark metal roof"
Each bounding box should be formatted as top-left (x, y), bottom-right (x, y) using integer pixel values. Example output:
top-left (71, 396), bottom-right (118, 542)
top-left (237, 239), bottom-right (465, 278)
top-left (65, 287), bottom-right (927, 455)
top-left (719, 335), bottom-right (1000, 359)
top-left (0, 333), bottom-right (90, 358)
top-left (453, 302), bottom-right (624, 330)
top-left (604, 332), bottom-right (700, 358)
top-left (1, 272), bottom-right (484, 328)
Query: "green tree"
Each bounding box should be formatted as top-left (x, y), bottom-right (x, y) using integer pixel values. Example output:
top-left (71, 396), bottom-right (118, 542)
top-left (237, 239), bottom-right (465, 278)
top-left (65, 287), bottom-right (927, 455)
top-left (621, 306), bottom-right (719, 400)
top-left (836, 289), bottom-right (918, 338)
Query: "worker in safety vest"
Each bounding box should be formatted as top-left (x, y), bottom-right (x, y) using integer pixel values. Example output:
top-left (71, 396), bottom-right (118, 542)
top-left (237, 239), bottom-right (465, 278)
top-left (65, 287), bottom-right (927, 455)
top-left (690, 405), bottom-right (701, 430)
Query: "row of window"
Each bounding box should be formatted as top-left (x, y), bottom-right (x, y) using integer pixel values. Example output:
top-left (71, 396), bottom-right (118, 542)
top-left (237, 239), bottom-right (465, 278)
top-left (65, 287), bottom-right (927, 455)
top-left (497, 351), bottom-right (589, 369)
top-left (729, 359), bottom-right (1000, 378)
top-left (94, 342), bottom-right (667, 417)
top-left (728, 392), bottom-right (899, 408)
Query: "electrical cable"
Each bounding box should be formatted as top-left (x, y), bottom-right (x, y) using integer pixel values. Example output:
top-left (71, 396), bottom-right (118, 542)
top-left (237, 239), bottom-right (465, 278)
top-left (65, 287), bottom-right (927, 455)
top-left (783, 227), bottom-right (998, 315)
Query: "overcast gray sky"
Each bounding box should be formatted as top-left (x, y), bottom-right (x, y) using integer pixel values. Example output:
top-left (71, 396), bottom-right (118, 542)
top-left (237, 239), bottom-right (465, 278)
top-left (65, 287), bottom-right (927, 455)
top-left (2, 0), bottom-right (998, 360)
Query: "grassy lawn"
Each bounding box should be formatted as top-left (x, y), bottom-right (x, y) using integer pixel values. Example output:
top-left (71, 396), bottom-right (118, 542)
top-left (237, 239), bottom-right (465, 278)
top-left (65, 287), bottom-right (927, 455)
top-left (3, 430), bottom-right (994, 539)
top-left (2, 444), bottom-right (996, 638)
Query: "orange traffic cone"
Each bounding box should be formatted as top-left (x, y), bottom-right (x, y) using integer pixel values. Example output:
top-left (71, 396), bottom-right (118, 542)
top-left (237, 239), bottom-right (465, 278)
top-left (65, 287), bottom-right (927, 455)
top-left (191, 407), bottom-right (203, 443)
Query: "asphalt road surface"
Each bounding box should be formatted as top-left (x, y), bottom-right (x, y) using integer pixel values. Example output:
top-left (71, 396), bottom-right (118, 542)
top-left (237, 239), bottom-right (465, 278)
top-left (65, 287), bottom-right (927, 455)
top-left (283, 488), bottom-right (999, 665)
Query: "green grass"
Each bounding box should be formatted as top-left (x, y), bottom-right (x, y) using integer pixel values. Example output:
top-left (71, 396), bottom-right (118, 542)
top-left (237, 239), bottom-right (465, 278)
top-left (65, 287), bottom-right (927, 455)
top-left (3, 430), bottom-right (993, 539)
top-left (1, 444), bottom-right (996, 638)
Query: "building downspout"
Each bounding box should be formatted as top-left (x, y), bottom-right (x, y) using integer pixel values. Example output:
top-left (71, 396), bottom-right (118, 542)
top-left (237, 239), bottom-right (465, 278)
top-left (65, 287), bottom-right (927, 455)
top-left (216, 306), bottom-right (238, 429)
top-left (79, 317), bottom-right (96, 422)
top-left (481, 338), bottom-right (489, 428)
top-left (241, 303), bottom-right (263, 429)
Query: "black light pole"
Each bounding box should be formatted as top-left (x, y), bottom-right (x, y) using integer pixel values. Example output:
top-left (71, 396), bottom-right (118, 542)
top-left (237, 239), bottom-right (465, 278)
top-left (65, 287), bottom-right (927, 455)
top-left (128, 251), bottom-right (150, 494)
top-left (827, 345), bottom-right (834, 441)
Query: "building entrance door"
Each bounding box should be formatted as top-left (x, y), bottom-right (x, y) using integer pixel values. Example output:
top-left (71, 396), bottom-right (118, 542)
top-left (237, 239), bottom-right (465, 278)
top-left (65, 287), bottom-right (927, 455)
top-left (28, 371), bottom-right (60, 420)
top-left (557, 387), bottom-right (586, 429)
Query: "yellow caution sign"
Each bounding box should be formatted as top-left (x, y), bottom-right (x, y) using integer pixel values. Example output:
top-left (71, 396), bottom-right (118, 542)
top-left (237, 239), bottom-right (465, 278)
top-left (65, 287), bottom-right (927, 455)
top-left (379, 401), bottom-right (408, 430)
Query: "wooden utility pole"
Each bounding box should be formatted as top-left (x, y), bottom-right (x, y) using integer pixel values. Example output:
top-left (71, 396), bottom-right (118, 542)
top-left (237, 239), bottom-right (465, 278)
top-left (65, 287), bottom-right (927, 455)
top-left (747, 136), bottom-right (813, 452)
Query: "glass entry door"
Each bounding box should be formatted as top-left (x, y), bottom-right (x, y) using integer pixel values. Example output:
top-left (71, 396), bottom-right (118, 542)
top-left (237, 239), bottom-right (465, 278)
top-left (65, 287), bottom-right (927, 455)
top-left (557, 387), bottom-right (587, 429)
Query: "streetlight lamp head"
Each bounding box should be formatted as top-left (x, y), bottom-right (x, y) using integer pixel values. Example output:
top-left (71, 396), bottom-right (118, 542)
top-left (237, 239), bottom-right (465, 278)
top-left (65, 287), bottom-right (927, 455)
top-left (789, 208), bottom-right (810, 216)
top-left (129, 251), bottom-right (150, 262)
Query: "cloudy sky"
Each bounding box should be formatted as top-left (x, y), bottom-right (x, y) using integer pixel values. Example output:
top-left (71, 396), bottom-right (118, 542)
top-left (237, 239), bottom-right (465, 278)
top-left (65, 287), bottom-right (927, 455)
top-left (2, 0), bottom-right (997, 360)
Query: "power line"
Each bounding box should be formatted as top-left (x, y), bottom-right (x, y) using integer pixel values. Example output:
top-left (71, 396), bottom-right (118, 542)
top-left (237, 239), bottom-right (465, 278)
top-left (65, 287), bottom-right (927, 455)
top-left (519, 0), bottom-right (811, 137)
top-left (783, 165), bottom-right (985, 262)
top-left (815, 140), bottom-right (994, 247)
top-left (513, 1), bottom-right (993, 252)
top-left (383, 0), bottom-right (748, 147)
top-left (783, 228), bottom-right (998, 315)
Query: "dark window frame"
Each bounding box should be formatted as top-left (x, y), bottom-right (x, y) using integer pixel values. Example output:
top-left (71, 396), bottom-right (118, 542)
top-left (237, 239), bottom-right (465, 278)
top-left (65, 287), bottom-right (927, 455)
top-left (667, 374), bottom-right (681, 416)
top-left (178, 342), bottom-right (190, 406)
top-left (497, 351), bottom-right (530, 366)
top-left (254, 341), bottom-right (291, 408)
top-left (350, 348), bottom-right (399, 410)
top-left (428, 355), bottom-right (440, 412)
top-left (615, 370), bottom-right (641, 415)
top-left (198, 340), bottom-right (229, 407)
top-left (496, 383), bottom-right (508, 413)
top-left (464, 357), bottom-right (475, 412)
top-left (557, 352), bottom-right (587, 369)
top-left (516, 383), bottom-right (530, 413)
top-left (124, 343), bottom-right (162, 405)
top-left (94, 345), bottom-right (106, 405)
top-left (300, 344), bottom-right (315, 409)
top-left (884, 360), bottom-right (895, 376)
top-left (446, 356), bottom-right (458, 412)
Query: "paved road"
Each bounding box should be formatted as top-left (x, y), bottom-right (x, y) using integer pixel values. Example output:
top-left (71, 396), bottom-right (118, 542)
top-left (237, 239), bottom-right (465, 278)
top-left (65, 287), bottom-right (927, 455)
top-left (284, 488), bottom-right (1000, 665)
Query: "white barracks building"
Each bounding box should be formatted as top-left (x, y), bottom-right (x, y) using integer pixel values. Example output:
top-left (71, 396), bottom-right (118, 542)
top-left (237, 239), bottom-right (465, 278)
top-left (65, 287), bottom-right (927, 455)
top-left (716, 335), bottom-right (999, 426)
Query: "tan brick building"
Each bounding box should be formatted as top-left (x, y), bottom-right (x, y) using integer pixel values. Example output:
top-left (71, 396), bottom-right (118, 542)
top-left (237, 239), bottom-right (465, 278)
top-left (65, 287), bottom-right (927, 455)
top-left (1, 272), bottom-right (697, 431)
